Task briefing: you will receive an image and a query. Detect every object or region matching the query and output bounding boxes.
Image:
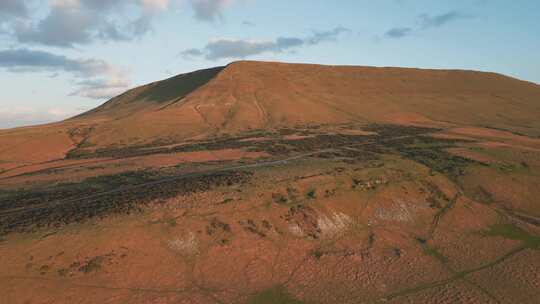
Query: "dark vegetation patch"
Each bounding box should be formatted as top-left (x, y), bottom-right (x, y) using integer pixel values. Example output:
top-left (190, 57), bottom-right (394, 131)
top-left (5, 124), bottom-right (487, 237)
top-left (423, 182), bottom-right (450, 209)
top-left (363, 124), bottom-right (438, 138)
top-left (422, 244), bottom-right (448, 263)
top-left (217, 198), bottom-right (234, 205)
top-left (385, 135), bottom-right (482, 180)
top-left (469, 186), bottom-right (495, 204)
top-left (67, 125), bottom-right (95, 149)
top-left (271, 187), bottom-right (305, 205)
top-left (324, 189), bottom-right (336, 198)
top-left (0, 170), bottom-right (251, 235)
top-left (66, 132), bottom-right (378, 160)
top-left (272, 193), bottom-right (288, 205)
top-left (305, 189), bottom-right (316, 200)
top-left (66, 124), bottom-right (437, 160)
top-left (286, 187), bottom-right (300, 202)
top-left (279, 134), bottom-right (374, 154)
top-left (238, 219), bottom-right (272, 238)
top-left (493, 162), bottom-right (520, 173)
top-left (310, 248), bottom-right (324, 260)
top-left (246, 286), bottom-right (304, 304)
top-left (314, 146), bottom-right (379, 162)
top-left (78, 256), bottom-right (104, 274)
top-left (0, 171), bottom-right (158, 211)
top-left (351, 176), bottom-right (388, 191)
top-left (57, 251), bottom-right (123, 277)
top-left (283, 205), bottom-right (321, 239)
top-left (206, 217), bottom-right (231, 236)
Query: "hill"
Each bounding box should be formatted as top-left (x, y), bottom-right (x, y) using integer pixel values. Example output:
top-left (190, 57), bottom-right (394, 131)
top-left (2, 61), bottom-right (540, 304)
top-left (2, 61), bottom-right (540, 166)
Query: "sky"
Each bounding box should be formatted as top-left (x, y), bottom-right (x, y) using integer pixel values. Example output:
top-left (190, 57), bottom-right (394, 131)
top-left (0, 0), bottom-right (539, 129)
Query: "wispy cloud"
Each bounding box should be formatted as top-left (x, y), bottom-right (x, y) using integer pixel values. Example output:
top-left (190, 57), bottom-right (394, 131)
top-left (180, 48), bottom-right (205, 58)
top-left (0, 106), bottom-right (83, 129)
top-left (382, 10), bottom-right (470, 40)
top-left (385, 27), bottom-right (413, 39)
top-left (419, 11), bottom-right (468, 29)
top-left (0, 48), bottom-right (130, 99)
top-left (0, 0), bottom-right (28, 18)
top-left (189, 0), bottom-right (233, 22)
top-left (182, 27), bottom-right (350, 60)
top-left (70, 77), bottom-right (130, 100)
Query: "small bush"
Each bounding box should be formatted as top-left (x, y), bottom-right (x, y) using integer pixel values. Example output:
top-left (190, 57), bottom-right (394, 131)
top-left (306, 189), bottom-right (316, 200)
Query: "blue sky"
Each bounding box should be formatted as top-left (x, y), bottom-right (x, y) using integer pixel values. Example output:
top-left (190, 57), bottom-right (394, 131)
top-left (0, 0), bottom-right (539, 128)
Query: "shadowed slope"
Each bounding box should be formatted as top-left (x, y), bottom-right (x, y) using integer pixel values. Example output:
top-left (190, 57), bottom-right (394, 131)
top-left (74, 66), bottom-right (225, 120)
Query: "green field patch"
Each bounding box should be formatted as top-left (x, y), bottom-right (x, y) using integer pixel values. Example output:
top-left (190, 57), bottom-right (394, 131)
top-left (483, 223), bottom-right (540, 249)
top-left (422, 245), bottom-right (448, 263)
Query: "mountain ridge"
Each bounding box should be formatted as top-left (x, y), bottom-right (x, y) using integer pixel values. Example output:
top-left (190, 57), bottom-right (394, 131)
top-left (1, 60), bottom-right (540, 165)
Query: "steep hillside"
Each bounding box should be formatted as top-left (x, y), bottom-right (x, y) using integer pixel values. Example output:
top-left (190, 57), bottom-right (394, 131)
top-left (1, 61), bottom-right (540, 165)
top-left (76, 66), bottom-right (225, 120)
top-left (78, 61), bottom-right (540, 146)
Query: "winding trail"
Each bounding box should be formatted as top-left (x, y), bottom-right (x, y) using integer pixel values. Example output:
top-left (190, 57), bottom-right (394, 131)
top-left (380, 246), bottom-right (526, 302)
top-left (253, 90), bottom-right (269, 128)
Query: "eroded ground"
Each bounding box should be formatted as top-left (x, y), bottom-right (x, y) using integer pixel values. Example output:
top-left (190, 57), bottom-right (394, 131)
top-left (1, 124), bottom-right (540, 304)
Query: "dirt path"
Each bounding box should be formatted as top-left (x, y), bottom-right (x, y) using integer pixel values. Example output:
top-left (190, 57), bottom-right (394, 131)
top-left (380, 246), bottom-right (526, 302)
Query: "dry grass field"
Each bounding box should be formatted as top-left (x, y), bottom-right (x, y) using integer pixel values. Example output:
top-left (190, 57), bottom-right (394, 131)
top-left (1, 62), bottom-right (540, 303)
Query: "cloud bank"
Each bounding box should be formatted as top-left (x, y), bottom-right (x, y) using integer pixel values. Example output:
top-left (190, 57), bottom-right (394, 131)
top-left (7, 0), bottom-right (171, 48)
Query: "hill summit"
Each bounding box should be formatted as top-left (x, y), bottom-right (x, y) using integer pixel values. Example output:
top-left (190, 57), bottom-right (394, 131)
top-left (1, 61), bottom-right (540, 164)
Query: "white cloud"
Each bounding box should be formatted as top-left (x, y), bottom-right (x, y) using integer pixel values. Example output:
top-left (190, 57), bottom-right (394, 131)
top-left (71, 75), bottom-right (131, 99)
top-left (0, 105), bottom-right (84, 129)
top-left (50, 0), bottom-right (80, 9)
top-left (142, 0), bottom-right (170, 11)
